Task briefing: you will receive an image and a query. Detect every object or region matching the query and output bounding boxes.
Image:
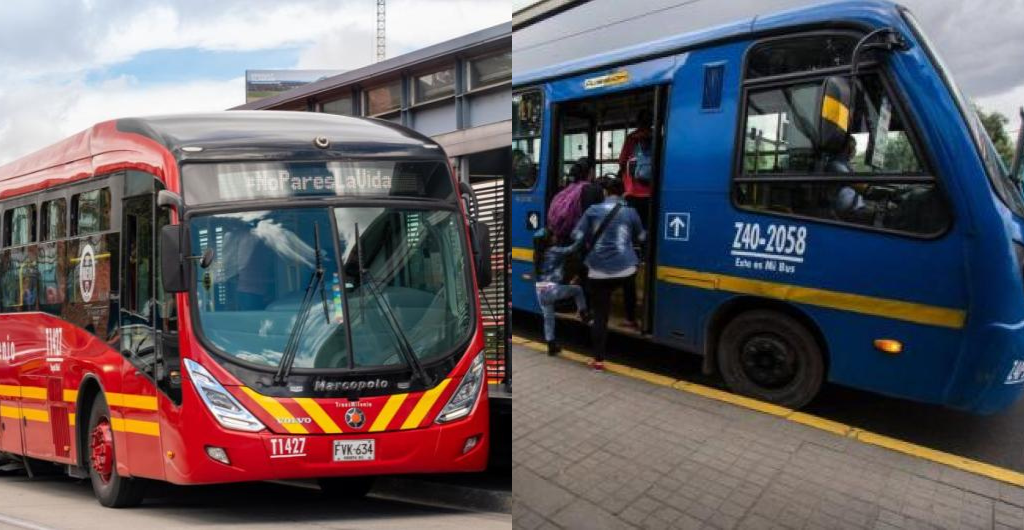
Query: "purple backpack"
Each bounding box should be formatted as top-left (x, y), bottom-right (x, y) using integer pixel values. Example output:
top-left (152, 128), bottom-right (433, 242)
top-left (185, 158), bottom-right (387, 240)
top-left (547, 181), bottom-right (586, 241)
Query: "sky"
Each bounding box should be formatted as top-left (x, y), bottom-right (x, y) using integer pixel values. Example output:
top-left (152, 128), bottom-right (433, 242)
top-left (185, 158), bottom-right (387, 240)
top-left (0, 0), bottom-right (510, 165)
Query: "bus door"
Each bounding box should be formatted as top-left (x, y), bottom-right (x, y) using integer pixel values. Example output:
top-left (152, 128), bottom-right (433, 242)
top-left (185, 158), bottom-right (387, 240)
top-left (549, 87), bottom-right (666, 335)
top-left (118, 173), bottom-right (165, 479)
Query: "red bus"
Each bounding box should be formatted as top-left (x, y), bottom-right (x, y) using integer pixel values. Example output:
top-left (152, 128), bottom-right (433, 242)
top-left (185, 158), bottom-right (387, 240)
top-left (0, 112), bottom-right (494, 507)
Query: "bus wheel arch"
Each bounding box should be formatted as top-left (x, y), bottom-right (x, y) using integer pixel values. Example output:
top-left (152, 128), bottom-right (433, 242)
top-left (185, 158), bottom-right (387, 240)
top-left (704, 298), bottom-right (830, 408)
top-left (75, 375), bottom-right (104, 471)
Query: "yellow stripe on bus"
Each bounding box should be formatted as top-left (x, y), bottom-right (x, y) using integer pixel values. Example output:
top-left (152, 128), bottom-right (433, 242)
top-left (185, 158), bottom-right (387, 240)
top-left (20, 408), bottom-right (49, 423)
top-left (20, 387), bottom-right (47, 401)
top-left (293, 398), bottom-right (342, 434)
top-left (64, 389), bottom-right (78, 403)
top-left (69, 413), bottom-right (76, 427)
top-left (657, 266), bottom-right (966, 329)
top-left (510, 247), bottom-right (534, 262)
top-left (0, 404), bottom-right (19, 419)
top-left (240, 387), bottom-right (308, 435)
top-left (0, 386), bottom-right (19, 398)
top-left (401, 379), bottom-right (451, 430)
top-left (370, 394), bottom-right (408, 432)
top-left (110, 417), bottom-right (160, 437)
top-left (107, 392), bottom-right (158, 411)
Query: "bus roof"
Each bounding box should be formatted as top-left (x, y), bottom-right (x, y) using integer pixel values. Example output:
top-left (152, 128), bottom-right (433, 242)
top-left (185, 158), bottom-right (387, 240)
top-left (0, 111), bottom-right (445, 189)
top-left (512, 0), bottom-right (904, 86)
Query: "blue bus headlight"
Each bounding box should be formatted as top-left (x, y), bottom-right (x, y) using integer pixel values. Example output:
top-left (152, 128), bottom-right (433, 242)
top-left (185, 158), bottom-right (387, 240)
top-left (184, 358), bottom-right (266, 432)
top-left (435, 352), bottom-right (485, 424)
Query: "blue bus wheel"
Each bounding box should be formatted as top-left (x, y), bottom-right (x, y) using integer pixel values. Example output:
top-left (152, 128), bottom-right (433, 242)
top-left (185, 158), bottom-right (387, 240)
top-left (716, 310), bottom-right (824, 409)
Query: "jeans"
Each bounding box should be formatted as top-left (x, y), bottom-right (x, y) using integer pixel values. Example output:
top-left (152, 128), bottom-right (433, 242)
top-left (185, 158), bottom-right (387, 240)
top-left (536, 283), bottom-right (587, 342)
top-left (588, 274), bottom-right (636, 361)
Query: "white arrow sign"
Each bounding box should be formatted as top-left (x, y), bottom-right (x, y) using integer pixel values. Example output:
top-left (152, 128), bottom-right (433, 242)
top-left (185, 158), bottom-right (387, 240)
top-left (664, 212), bottom-right (690, 241)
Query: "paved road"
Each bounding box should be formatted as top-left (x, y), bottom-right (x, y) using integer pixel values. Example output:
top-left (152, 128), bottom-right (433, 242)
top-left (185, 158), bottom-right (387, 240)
top-left (513, 343), bottom-right (1024, 530)
top-left (514, 313), bottom-right (1024, 473)
top-left (0, 474), bottom-right (510, 529)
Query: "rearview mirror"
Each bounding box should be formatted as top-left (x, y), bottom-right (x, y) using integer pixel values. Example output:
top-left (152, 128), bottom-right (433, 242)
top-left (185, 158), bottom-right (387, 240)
top-left (471, 221), bottom-right (493, 289)
top-left (818, 76), bottom-right (853, 156)
top-left (160, 224), bottom-right (187, 293)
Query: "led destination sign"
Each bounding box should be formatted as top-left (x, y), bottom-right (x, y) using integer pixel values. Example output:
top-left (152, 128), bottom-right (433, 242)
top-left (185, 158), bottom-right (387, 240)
top-left (182, 160), bottom-right (454, 205)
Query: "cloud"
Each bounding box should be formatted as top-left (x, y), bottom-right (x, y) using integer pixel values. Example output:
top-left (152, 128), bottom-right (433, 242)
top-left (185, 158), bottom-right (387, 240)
top-left (0, 75), bottom-right (243, 165)
top-left (0, 0), bottom-right (510, 165)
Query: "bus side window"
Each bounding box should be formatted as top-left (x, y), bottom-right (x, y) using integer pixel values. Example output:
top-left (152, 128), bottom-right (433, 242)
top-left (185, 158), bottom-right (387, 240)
top-left (1, 204), bottom-right (39, 313)
top-left (39, 198), bottom-right (67, 316)
top-left (513, 90), bottom-right (543, 190)
top-left (736, 37), bottom-right (950, 236)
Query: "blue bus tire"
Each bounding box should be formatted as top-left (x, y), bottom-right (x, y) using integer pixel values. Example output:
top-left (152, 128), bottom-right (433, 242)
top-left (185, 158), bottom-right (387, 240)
top-left (717, 310), bottom-right (825, 409)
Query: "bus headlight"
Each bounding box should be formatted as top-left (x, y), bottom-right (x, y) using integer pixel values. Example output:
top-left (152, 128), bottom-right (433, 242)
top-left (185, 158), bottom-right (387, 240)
top-left (184, 359), bottom-right (266, 432)
top-left (435, 352), bottom-right (485, 424)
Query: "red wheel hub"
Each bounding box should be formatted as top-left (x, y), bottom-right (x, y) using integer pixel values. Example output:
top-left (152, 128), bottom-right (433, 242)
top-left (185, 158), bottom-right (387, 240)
top-left (90, 418), bottom-right (114, 484)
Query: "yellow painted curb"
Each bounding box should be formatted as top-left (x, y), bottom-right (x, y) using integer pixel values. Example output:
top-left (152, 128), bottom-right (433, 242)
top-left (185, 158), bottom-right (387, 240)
top-left (512, 335), bottom-right (1024, 488)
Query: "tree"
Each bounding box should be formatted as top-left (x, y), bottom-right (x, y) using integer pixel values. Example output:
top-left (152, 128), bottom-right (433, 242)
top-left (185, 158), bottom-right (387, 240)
top-left (975, 105), bottom-right (1015, 168)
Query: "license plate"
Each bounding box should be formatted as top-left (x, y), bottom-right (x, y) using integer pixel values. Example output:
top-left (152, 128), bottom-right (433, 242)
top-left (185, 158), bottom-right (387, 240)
top-left (333, 439), bottom-right (375, 462)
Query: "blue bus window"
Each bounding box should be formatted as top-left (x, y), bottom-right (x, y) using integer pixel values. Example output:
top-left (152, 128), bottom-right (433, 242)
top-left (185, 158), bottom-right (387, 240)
top-left (513, 91), bottom-right (543, 190)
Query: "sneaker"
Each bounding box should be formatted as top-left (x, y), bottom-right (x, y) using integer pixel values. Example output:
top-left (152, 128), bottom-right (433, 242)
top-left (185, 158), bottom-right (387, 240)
top-left (589, 360), bottom-right (605, 371)
top-left (547, 341), bottom-right (561, 356)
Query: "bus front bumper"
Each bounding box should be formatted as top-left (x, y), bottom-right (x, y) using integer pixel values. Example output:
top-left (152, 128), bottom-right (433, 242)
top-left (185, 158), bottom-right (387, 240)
top-left (161, 401), bottom-right (489, 485)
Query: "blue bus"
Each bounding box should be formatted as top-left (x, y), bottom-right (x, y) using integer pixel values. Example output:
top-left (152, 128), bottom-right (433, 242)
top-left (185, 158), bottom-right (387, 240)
top-left (510, 0), bottom-right (1024, 413)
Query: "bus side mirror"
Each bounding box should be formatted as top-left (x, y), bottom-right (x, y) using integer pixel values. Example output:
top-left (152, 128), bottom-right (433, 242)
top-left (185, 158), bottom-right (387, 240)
top-left (471, 221), bottom-right (493, 289)
top-left (160, 225), bottom-right (187, 293)
top-left (818, 76), bottom-right (853, 156)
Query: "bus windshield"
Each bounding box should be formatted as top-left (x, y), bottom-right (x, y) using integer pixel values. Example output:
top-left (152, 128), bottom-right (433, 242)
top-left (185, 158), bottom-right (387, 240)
top-left (189, 206), bottom-right (473, 371)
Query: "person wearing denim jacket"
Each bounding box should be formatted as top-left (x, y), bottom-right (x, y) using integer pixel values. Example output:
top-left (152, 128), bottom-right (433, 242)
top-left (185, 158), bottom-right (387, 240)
top-left (533, 228), bottom-right (590, 355)
top-left (570, 179), bottom-right (646, 368)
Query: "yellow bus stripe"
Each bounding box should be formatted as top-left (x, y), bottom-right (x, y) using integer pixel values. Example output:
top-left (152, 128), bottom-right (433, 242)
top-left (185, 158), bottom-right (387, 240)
top-left (510, 247), bottom-right (534, 262)
top-left (370, 394), bottom-right (408, 432)
top-left (0, 404), bottom-right (19, 419)
top-left (401, 379), bottom-right (452, 430)
top-left (107, 393), bottom-right (158, 411)
top-left (110, 417), bottom-right (160, 436)
top-left (240, 387), bottom-right (308, 435)
top-left (17, 407), bottom-right (50, 423)
top-left (293, 398), bottom-right (342, 434)
top-left (0, 385), bottom-right (19, 398)
top-left (657, 266), bottom-right (966, 329)
top-left (64, 389), bottom-right (78, 403)
top-left (69, 413), bottom-right (76, 427)
top-left (20, 387), bottom-right (47, 401)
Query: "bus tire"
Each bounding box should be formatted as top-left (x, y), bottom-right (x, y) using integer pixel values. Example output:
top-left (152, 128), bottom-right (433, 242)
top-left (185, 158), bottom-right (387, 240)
top-left (717, 310), bottom-right (824, 409)
top-left (86, 393), bottom-right (146, 508)
top-left (318, 476), bottom-right (375, 499)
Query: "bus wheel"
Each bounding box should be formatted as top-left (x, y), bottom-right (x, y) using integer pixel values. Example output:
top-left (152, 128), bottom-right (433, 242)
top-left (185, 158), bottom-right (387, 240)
top-left (717, 310), bottom-right (824, 409)
top-left (86, 394), bottom-right (146, 508)
top-left (318, 477), bottom-right (375, 499)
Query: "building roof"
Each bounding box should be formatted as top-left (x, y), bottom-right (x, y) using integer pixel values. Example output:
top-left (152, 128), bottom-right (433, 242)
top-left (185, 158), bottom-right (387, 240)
top-left (234, 21), bottom-right (512, 111)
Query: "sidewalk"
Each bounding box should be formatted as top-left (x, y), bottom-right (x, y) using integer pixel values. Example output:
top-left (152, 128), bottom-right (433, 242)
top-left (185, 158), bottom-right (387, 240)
top-left (511, 343), bottom-right (1024, 530)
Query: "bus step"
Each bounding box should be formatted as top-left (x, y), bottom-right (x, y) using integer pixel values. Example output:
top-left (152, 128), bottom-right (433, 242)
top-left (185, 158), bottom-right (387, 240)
top-left (66, 465), bottom-right (88, 479)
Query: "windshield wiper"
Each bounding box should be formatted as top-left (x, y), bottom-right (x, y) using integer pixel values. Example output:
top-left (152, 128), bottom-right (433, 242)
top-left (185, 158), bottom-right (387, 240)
top-left (274, 223), bottom-right (329, 385)
top-left (354, 223), bottom-right (434, 387)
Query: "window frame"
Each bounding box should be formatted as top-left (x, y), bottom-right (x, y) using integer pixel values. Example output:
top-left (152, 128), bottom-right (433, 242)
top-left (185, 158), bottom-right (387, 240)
top-left (411, 65), bottom-right (457, 106)
top-left (71, 186), bottom-right (113, 236)
top-left (40, 197), bottom-right (67, 242)
top-left (2, 203), bottom-right (37, 248)
top-left (730, 31), bottom-right (954, 240)
top-left (512, 88), bottom-right (545, 192)
top-left (466, 50), bottom-right (512, 92)
top-left (363, 78), bottom-right (403, 117)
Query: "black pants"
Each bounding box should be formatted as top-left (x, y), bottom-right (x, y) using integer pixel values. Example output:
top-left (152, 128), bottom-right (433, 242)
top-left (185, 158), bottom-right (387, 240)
top-left (626, 195), bottom-right (651, 231)
top-left (588, 274), bottom-right (637, 361)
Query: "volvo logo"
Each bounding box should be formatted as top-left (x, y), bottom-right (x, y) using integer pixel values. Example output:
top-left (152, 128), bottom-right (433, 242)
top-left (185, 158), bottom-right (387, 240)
top-left (313, 136), bottom-right (330, 149)
top-left (345, 408), bottom-right (366, 429)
